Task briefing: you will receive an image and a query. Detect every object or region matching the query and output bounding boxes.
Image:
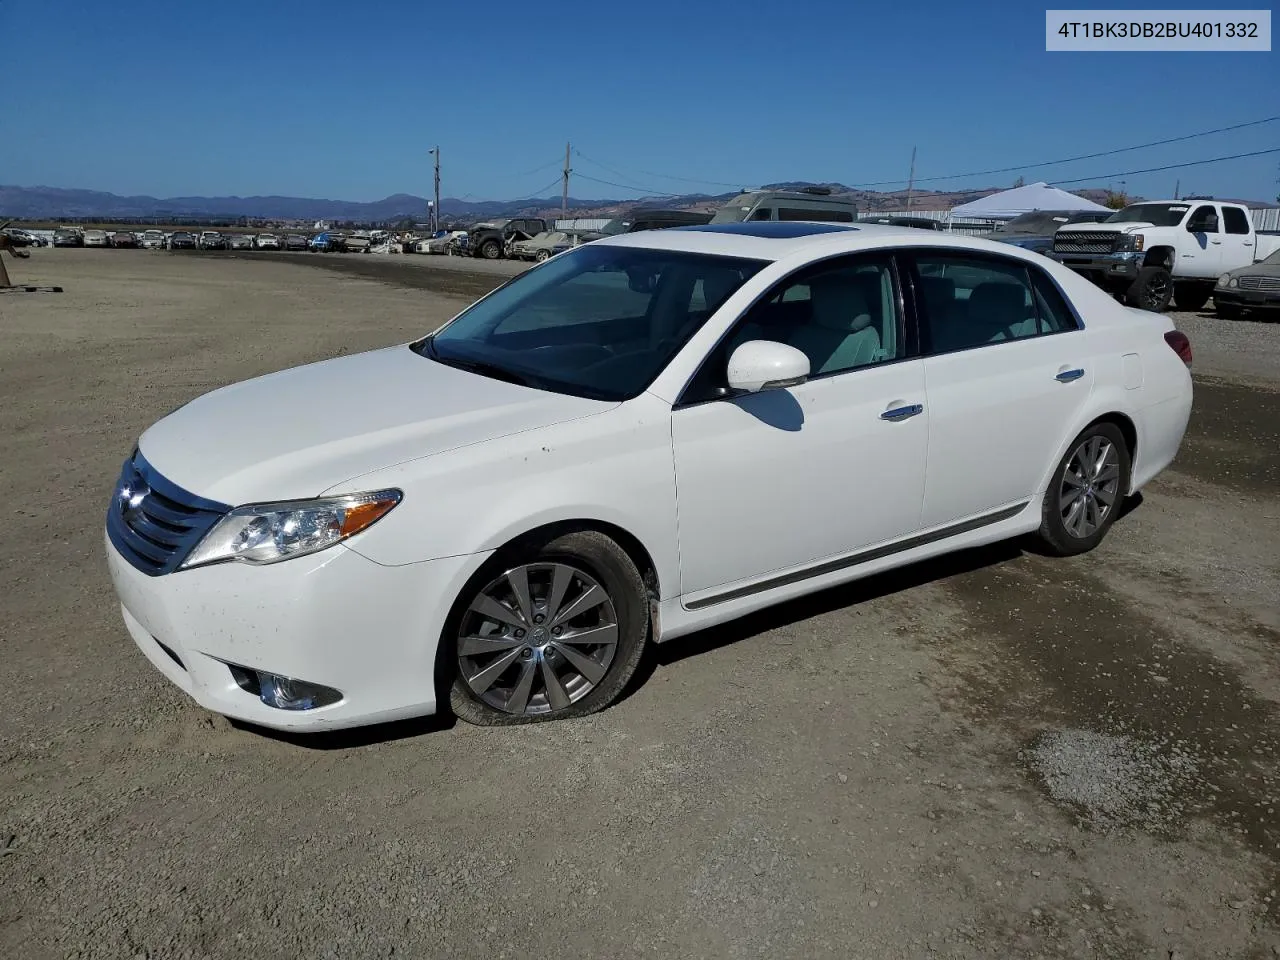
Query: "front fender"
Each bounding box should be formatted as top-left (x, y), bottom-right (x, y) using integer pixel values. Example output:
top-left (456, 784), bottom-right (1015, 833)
top-left (329, 396), bottom-right (682, 600)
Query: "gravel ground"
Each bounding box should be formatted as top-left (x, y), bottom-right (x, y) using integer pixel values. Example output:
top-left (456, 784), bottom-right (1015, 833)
top-left (2, 249), bottom-right (1279, 959)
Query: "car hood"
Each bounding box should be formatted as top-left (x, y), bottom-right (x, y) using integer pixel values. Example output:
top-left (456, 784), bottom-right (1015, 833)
top-left (1057, 221), bottom-right (1149, 233)
top-left (137, 345), bottom-right (614, 505)
top-left (1225, 261), bottom-right (1280, 279)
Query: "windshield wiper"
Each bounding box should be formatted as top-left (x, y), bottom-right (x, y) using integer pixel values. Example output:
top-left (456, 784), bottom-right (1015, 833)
top-left (424, 343), bottom-right (535, 387)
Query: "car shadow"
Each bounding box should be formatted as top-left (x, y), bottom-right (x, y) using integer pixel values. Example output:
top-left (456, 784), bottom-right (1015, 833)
top-left (240, 494), bottom-right (1145, 748)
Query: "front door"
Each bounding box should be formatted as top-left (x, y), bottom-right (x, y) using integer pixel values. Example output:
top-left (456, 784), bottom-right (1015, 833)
top-left (1182, 204), bottom-right (1223, 278)
top-left (671, 253), bottom-right (928, 598)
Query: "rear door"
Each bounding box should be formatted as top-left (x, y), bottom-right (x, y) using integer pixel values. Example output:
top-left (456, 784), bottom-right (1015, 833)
top-left (908, 249), bottom-right (1095, 528)
top-left (1220, 205), bottom-right (1257, 269)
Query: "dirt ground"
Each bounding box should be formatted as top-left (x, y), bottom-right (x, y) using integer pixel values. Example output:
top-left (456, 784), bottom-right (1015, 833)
top-left (2, 249), bottom-right (1278, 960)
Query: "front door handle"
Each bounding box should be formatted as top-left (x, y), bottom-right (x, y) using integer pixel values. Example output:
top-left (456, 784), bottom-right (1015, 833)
top-left (881, 403), bottom-right (924, 422)
top-left (1056, 368), bottom-right (1086, 383)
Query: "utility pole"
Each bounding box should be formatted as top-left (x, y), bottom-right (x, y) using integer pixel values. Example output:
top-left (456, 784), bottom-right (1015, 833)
top-left (429, 146), bottom-right (441, 233)
top-left (432, 146), bottom-right (442, 232)
top-left (562, 141), bottom-right (571, 218)
top-left (1173, 179), bottom-right (1180, 200)
top-left (904, 146), bottom-right (917, 211)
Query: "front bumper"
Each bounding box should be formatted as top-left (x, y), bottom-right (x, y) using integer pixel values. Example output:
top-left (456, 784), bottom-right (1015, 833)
top-left (1213, 288), bottom-right (1280, 311)
top-left (105, 532), bottom-right (490, 731)
top-left (1047, 250), bottom-right (1143, 280)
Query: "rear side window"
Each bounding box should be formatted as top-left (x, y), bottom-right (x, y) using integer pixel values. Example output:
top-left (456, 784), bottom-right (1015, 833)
top-left (1222, 207), bottom-right (1250, 235)
top-left (912, 253), bottom-right (1074, 353)
top-left (778, 207), bottom-right (855, 222)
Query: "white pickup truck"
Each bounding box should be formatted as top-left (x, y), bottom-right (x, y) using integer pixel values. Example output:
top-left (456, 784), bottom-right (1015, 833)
top-left (1049, 200), bottom-right (1280, 312)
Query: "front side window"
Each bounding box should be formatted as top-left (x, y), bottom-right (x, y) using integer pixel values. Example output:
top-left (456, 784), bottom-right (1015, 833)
top-left (681, 254), bottom-right (903, 404)
top-left (421, 244), bottom-right (766, 401)
top-left (1222, 207), bottom-right (1250, 235)
top-left (912, 252), bottom-right (1073, 354)
top-left (1186, 205), bottom-right (1219, 233)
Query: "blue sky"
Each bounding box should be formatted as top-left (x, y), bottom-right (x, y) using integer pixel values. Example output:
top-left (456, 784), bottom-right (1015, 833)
top-left (2, 0), bottom-right (1277, 203)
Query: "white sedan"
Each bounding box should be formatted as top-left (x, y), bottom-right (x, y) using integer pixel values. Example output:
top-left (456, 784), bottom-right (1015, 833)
top-left (104, 222), bottom-right (1194, 730)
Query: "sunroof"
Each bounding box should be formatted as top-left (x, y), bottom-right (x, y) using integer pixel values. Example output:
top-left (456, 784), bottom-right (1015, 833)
top-left (676, 222), bottom-right (859, 239)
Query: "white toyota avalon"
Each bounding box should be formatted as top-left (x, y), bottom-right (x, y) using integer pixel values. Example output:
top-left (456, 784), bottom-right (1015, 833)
top-left (104, 221), bottom-right (1194, 731)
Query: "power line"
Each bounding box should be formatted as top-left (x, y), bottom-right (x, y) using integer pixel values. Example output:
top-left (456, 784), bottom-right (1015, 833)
top-left (573, 171), bottom-right (679, 197)
top-left (575, 149), bottom-right (746, 190)
top-left (851, 116), bottom-right (1280, 188)
top-left (1048, 147), bottom-right (1280, 186)
top-left (573, 151), bottom-right (670, 194)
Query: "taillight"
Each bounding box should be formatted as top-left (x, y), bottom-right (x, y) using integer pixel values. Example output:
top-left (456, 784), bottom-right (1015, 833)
top-left (1164, 330), bottom-right (1192, 368)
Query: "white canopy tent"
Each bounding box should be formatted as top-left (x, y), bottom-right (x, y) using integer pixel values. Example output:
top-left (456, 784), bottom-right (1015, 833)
top-left (949, 182), bottom-right (1110, 219)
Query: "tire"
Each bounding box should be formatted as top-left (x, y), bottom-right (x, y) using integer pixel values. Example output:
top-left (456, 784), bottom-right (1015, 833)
top-left (445, 530), bottom-right (649, 726)
top-left (535, 249), bottom-right (552, 262)
top-left (1036, 422), bottom-right (1131, 557)
top-left (480, 239), bottom-right (501, 259)
top-left (1173, 282), bottom-right (1212, 312)
top-left (1215, 301), bottom-right (1242, 320)
top-left (1124, 266), bottom-right (1173, 312)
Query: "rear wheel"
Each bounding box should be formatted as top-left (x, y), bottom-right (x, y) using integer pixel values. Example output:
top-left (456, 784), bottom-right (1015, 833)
top-left (446, 531), bottom-right (648, 726)
top-left (1036, 423), bottom-right (1130, 557)
top-left (1125, 266), bottom-right (1173, 312)
top-left (1173, 282), bottom-right (1212, 312)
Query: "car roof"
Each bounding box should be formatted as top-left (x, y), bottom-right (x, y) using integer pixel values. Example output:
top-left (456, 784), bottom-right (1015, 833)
top-left (592, 219), bottom-right (1082, 265)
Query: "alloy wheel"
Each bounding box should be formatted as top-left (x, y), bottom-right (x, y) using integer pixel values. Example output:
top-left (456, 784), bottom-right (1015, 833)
top-left (1143, 274), bottom-right (1170, 310)
top-left (457, 562), bottom-right (619, 716)
top-left (1059, 435), bottom-right (1121, 538)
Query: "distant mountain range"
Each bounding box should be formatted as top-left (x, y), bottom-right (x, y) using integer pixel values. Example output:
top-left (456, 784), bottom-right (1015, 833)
top-left (0, 182), bottom-right (1115, 223)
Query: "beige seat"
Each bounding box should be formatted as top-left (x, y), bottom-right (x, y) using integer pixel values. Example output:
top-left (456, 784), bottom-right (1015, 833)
top-left (788, 273), bottom-right (881, 375)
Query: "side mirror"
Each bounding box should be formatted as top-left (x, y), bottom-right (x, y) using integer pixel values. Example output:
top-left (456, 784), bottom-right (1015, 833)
top-left (727, 340), bottom-right (810, 393)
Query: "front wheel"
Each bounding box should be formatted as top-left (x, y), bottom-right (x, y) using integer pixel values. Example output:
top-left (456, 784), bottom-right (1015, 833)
top-left (534, 249), bottom-right (552, 262)
top-left (1125, 266), bottom-right (1173, 312)
top-left (1036, 423), bottom-right (1130, 557)
top-left (480, 239), bottom-right (501, 259)
top-left (1215, 301), bottom-right (1242, 320)
top-left (446, 531), bottom-right (649, 725)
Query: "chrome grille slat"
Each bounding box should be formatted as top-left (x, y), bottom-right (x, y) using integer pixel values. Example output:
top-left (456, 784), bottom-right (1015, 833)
top-left (106, 453), bottom-right (231, 576)
top-left (1053, 230), bottom-right (1119, 256)
top-left (1237, 276), bottom-right (1280, 292)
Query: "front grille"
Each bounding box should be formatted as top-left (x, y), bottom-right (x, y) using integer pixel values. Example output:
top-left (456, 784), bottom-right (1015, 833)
top-left (1238, 276), bottom-right (1280, 292)
top-left (1053, 231), bottom-right (1119, 255)
top-left (106, 452), bottom-right (230, 576)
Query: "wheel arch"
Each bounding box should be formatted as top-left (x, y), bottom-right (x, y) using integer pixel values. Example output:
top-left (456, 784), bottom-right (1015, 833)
top-left (1040, 404), bottom-right (1141, 499)
top-left (1142, 246), bottom-right (1175, 270)
top-left (495, 519), bottom-right (661, 607)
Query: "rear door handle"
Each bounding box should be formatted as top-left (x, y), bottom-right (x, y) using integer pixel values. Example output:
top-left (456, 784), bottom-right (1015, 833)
top-left (881, 403), bottom-right (924, 422)
top-left (1056, 368), bottom-right (1086, 383)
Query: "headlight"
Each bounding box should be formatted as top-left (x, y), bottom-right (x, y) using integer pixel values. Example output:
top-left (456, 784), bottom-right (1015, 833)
top-left (1217, 273), bottom-right (1230, 287)
top-left (181, 489), bottom-right (402, 570)
top-left (1229, 277), bottom-right (1239, 288)
top-left (1119, 233), bottom-right (1145, 251)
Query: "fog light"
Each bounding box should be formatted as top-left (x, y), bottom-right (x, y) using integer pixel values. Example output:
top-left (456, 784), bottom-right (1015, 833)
top-left (229, 663), bottom-right (342, 711)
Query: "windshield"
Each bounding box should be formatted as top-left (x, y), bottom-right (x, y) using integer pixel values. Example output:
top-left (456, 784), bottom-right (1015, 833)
top-left (1106, 203), bottom-right (1190, 226)
top-left (419, 244), bottom-right (767, 401)
top-left (991, 211), bottom-right (1079, 235)
top-left (709, 195), bottom-right (758, 223)
top-left (596, 218), bottom-right (634, 236)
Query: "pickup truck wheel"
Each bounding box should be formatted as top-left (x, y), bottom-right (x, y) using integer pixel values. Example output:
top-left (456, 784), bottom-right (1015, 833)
top-left (1215, 302), bottom-right (1242, 320)
top-left (1125, 266), bottom-right (1172, 312)
top-left (480, 239), bottom-right (501, 259)
top-left (1173, 283), bottom-right (1212, 312)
